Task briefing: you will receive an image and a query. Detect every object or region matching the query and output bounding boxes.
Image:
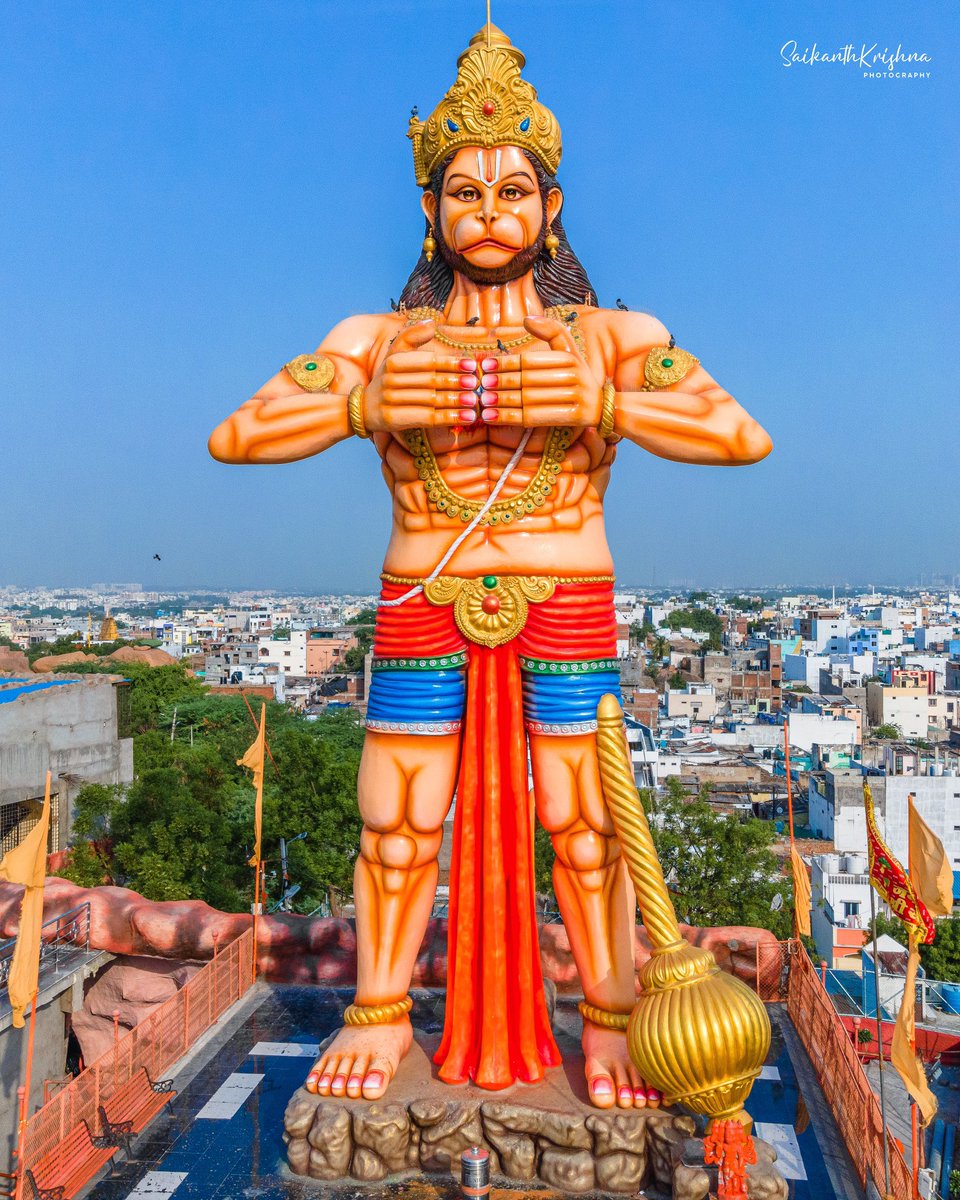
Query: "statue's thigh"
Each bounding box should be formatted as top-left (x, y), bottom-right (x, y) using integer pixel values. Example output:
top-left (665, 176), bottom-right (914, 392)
top-left (358, 729), bottom-right (460, 834)
top-left (528, 732), bottom-right (614, 837)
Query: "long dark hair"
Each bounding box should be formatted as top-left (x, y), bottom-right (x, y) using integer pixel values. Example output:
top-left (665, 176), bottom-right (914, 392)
top-left (398, 150), bottom-right (597, 310)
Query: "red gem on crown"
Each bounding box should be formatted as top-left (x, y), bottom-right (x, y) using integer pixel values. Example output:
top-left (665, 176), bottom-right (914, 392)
top-left (482, 100), bottom-right (496, 116)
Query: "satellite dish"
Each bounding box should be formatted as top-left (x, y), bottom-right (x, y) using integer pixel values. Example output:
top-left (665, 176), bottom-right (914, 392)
top-left (770, 893), bottom-right (784, 912)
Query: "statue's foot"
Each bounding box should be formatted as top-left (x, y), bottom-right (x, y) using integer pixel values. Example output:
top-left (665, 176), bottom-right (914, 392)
top-left (582, 1023), bottom-right (662, 1110)
top-left (305, 1017), bottom-right (412, 1101)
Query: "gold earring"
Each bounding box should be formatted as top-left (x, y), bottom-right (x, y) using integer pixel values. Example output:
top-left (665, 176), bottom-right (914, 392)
top-left (545, 224), bottom-right (559, 260)
top-left (422, 226), bottom-right (436, 263)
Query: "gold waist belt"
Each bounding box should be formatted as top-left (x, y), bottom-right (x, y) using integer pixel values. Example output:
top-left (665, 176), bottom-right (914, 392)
top-left (380, 572), bottom-right (615, 648)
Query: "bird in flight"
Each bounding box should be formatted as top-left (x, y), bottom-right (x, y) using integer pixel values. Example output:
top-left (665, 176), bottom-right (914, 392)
top-left (153, 553), bottom-right (162, 561)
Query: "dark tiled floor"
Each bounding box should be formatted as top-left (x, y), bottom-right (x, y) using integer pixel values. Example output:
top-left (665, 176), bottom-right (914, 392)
top-left (83, 987), bottom-right (861, 1200)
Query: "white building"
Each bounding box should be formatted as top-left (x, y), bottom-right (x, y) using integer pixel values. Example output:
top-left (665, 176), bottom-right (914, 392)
top-left (258, 630), bottom-right (308, 676)
top-left (810, 851), bottom-right (872, 966)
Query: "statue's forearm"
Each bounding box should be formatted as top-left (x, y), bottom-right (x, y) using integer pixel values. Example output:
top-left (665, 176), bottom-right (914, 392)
top-left (612, 389), bottom-right (772, 466)
top-left (208, 393), bottom-right (353, 464)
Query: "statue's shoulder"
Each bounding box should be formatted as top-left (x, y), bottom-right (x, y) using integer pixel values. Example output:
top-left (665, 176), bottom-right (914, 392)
top-left (316, 311), bottom-right (405, 368)
top-left (580, 306), bottom-right (670, 346)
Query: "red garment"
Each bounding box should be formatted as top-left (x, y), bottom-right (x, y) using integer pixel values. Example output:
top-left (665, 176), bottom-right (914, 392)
top-left (374, 579), bottom-right (617, 1088)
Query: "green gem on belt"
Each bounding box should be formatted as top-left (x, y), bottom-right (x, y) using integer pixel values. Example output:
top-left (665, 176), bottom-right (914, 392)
top-left (662, 358), bottom-right (673, 368)
top-left (482, 575), bottom-right (498, 590)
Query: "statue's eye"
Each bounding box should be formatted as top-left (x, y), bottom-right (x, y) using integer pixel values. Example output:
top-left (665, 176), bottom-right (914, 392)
top-left (456, 187), bottom-right (480, 201)
top-left (500, 186), bottom-right (522, 200)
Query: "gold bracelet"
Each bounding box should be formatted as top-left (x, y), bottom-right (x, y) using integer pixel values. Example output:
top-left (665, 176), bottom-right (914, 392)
top-left (347, 384), bottom-right (370, 439)
top-left (343, 995), bottom-right (413, 1026)
top-left (578, 1000), bottom-right (632, 1031)
top-left (597, 380), bottom-right (616, 439)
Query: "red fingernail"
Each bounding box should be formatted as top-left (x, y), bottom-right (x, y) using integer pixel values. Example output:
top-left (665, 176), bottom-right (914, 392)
top-left (460, 410), bottom-right (476, 423)
top-left (481, 392), bottom-right (498, 405)
top-left (481, 409), bottom-right (499, 422)
top-left (461, 393), bottom-right (478, 407)
top-left (481, 373), bottom-right (499, 388)
top-left (481, 357), bottom-right (498, 372)
top-left (458, 358), bottom-right (478, 372)
top-left (458, 374), bottom-right (478, 389)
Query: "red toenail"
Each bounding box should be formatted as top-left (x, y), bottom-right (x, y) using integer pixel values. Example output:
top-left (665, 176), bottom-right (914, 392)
top-left (591, 1078), bottom-right (613, 1095)
top-left (347, 1075), bottom-right (362, 1087)
top-left (318, 1074), bottom-right (332, 1087)
top-left (618, 1086), bottom-right (632, 1099)
top-left (365, 1071), bottom-right (384, 1087)
top-left (333, 1074), bottom-right (346, 1086)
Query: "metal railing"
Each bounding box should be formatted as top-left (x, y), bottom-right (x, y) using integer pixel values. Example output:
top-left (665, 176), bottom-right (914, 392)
top-left (755, 940), bottom-right (913, 1199)
top-left (16, 927), bottom-right (254, 1195)
top-left (0, 904), bottom-right (91, 992)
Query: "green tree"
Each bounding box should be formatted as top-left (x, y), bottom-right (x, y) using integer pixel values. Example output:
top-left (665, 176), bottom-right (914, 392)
top-left (872, 723), bottom-right (902, 740)
top-left (872, 912), bottom-right (960, 982)
top-left (664, 607), bottom-right (723, 652)
top-left (642, 777), bottom-right (791, 937)
top-left (668, 670), bottom-right (686, 690)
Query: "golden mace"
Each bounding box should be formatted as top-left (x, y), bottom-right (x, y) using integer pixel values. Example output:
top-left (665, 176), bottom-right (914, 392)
top-left (595, 694), bottom-right (771, 1125)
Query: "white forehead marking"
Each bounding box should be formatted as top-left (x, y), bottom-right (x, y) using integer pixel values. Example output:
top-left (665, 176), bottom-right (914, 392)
top-left (476, 148), bottom-right (502, 187)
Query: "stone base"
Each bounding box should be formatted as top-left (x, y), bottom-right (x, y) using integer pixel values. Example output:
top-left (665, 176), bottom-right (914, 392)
top-left (283, 1031), bottom-right (788, 1197)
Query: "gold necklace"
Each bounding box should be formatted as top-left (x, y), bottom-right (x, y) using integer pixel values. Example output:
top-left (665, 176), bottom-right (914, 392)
top-left (404, 426), bottom-right (572, 526)
top-left (401, 304), bottom-right (585, 355)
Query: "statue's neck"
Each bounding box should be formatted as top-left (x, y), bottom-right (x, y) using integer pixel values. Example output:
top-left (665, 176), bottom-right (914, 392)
top-left (442, 270), bottom-right (543, 329)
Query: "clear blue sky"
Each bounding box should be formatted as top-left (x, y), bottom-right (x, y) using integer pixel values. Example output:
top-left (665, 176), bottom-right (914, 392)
top-left (1, 1), bottom-right (956, 592)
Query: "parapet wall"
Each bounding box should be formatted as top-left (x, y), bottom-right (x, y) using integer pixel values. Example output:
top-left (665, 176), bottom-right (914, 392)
top-left (0, 878), bottom-right (778, 993)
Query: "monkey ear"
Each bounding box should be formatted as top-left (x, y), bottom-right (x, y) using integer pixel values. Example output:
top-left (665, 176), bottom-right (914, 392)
top-left (421, 191), bottom-right (437, 226)
top-left (545, 187), bottom-right (563, 226)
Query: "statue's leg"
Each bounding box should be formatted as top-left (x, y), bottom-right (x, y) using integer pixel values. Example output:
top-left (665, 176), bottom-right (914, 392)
top-left (306, 728), bottom-right (459, 1100)
top-left (530, 731), bottom-right (656, 1110)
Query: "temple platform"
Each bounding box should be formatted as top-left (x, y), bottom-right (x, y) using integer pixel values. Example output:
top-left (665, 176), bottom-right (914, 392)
top-left (81, 985), bottom-right (863, 1200)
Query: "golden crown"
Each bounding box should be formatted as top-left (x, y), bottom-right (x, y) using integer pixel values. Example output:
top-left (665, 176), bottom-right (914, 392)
top-left (407, 23), bottom-right (562, 187)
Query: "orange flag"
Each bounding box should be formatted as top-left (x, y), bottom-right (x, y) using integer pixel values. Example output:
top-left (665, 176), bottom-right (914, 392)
top-left (237, 704), bottom-right (266, 868)
top-left (0, 773), bottom-right (51, 1028)
top-left (790, 844), bottom-right (811, 937)
top-left (908, 794), bottom-right (953, 918)
top-left (891, 930), bottom-right (937, 1125)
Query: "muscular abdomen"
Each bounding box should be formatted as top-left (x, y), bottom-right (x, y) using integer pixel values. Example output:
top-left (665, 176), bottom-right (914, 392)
top-left (378, 425), bottom-right (617, 578)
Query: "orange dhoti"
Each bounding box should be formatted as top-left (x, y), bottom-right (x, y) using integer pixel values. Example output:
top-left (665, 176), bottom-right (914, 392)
top-left (370, 577), bottom-right (620, 1088)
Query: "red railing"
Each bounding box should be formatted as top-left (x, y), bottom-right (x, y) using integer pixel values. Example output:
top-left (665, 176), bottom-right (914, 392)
top-left (757, 939), bottom-right (914, 1199)
top-left (16, 928), bottom-right (254, 1196)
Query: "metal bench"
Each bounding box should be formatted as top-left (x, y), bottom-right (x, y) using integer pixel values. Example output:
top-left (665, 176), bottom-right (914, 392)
top-left (24, 1119), bottom-right (115, 1200)
top-left (97, 1069), bottom-right (176, 1155)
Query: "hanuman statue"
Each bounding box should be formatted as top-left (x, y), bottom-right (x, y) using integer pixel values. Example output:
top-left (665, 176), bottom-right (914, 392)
top-left (209, 24), bottom-right (771, 1111)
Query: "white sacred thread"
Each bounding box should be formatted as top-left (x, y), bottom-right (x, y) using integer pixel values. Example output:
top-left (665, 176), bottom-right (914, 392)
top-left (476, 148), bottom-right (502, 187)
top-left (379, 427), bottom-right (535, 608)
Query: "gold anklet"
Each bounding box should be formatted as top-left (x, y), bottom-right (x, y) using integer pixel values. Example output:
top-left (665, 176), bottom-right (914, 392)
top-left (343, 995), bottom-right (413, 1026)
top-left (578, 1000), bottom-right (632, 1031)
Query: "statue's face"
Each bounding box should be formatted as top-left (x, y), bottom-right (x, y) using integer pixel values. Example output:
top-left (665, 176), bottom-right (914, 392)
top-left (421, 145), bottom-right (561, 272)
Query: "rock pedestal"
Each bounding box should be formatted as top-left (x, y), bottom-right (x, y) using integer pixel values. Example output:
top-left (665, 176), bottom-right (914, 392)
top-left (283, 1031), bottom-right (788, 1197)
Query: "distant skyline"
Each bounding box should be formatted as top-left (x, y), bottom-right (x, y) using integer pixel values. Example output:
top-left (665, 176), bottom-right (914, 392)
top-left (2, 1), bottom-right (957, 590)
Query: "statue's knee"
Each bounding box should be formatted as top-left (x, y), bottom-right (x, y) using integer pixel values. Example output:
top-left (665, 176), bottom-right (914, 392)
top-left (554, 826), bottom-right (617, 892)
top-left (360, 826), bottom-right (442, 893)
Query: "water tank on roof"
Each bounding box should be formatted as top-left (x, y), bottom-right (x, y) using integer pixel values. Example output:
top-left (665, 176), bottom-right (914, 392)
top-left (824, 854), bottom-right (841, 874)
top-left (845, 854), bottom-right (867, 874)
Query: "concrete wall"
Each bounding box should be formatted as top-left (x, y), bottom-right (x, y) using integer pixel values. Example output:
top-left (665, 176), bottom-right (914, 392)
top-left (0, 990), bottom-right (69, 1171)
top-left (0, 677), bottom-right (134, 849)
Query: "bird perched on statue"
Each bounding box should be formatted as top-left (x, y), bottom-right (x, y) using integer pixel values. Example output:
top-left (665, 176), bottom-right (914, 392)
top-left (616, 298), bottom-right (629, 310)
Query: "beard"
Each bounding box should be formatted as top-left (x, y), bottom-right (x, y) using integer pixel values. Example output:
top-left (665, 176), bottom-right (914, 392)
top-left (436, 221), bottom-right (547, 285)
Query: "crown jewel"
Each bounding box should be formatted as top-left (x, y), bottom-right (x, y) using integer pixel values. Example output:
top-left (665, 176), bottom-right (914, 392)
top-left (407, 23), bottom-right (562, 187)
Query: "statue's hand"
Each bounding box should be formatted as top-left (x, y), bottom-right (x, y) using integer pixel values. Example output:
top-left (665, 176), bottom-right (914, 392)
top-left (495, 317), bottom-right (603, 428)
top-left (365, 321), bottom-right (468, 432)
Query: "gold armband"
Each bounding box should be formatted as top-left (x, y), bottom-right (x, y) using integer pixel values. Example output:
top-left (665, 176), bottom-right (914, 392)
top-left (578, 1000), bottom-right (631, 1031)
top-left (347, 385), bottom-right (370, 439)
top-left (641, 346), bottom-right (699, 391)
top-left (284, 353), bottom-right (336, 392)
top-left (597, 380), bottom-right (616, 439)
top-left (343, 995), bottom-right (413, 1026)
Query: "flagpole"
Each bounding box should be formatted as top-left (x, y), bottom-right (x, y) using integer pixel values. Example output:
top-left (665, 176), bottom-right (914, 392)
top-left (14, 995), bottom-right (39, 1200)
top-left (783, 719), bottom-right (798, 938)
top-left (907, 794), bottom-right (921, 1200)
top-left (868, 879), bottom-right (893, 1197)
